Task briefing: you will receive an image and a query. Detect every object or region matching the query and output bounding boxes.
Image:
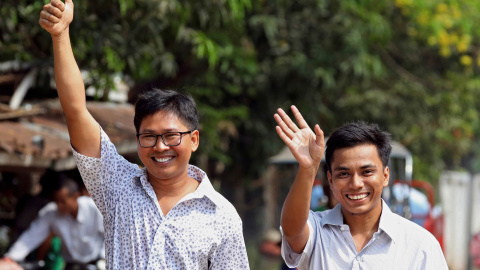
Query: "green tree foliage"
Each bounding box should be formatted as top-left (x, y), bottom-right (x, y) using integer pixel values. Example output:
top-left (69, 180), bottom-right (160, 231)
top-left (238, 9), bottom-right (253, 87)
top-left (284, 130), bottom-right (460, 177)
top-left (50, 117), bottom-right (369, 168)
top-left (1, 0), bottom-right (480, 186)
top-left (0, 0), bottom-right (258, 181)
top-left (248, 0), bottom-right (480, 182)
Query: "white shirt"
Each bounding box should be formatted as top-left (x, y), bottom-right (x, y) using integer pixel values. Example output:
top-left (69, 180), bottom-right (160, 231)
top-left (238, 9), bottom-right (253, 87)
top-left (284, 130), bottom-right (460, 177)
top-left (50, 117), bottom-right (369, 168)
top-left (281, 200), bottom-right (448, 270)
top-left (6, 196), bottom-right (105, 263)
top-left (73, 128), bottom-right (249, 270)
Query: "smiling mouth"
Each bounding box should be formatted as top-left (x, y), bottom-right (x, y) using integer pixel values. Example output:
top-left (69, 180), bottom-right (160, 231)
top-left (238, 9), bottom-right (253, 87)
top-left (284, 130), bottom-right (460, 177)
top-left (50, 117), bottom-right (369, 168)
top-left (152, 157), bottom-right (173, 163)
top-left (346, 193), bottom-right (369, 200)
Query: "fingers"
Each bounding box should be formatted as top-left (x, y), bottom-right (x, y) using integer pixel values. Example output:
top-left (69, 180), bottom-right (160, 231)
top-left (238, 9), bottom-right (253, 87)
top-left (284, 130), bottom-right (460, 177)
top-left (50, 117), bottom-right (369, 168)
top-left (51, 0), bottom-right (66, 12)
top-left (290, 105), bottom-right (310, 130)
top-left (41, 1), bottom-right (64, 24)
top-left (313, 124), bottom-right (324, 147)
top-left (275, 126), bottom-right (292, 146)
top-left (39, 17), bottom-right (55, 29)
top-left (276, 107), bottom-right (300, 132)
top-left (40, 10), bottom-right (60, 24)
top-left (274, 113), bottom-right (295, 139)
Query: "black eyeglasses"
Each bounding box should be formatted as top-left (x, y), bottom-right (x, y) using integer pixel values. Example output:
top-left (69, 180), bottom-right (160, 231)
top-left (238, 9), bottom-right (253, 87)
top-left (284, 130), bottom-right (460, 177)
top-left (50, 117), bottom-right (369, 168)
top-left (136, 130), bottom-right (194, 148)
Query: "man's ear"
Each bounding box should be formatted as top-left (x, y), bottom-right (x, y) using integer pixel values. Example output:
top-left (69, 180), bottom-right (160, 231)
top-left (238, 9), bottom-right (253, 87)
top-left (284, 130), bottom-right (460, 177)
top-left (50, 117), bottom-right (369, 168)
top-left (383, 166), bottom-right (390, 187)
top-left (191, 130), bottom-right (199, 152)
top-left (327, 171), bottom-right (333, 189)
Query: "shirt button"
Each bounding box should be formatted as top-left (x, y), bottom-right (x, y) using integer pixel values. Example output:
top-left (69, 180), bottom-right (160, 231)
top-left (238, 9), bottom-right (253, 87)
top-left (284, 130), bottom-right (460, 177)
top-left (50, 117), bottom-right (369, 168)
top-left (356, 256), bottom-right (361, 261)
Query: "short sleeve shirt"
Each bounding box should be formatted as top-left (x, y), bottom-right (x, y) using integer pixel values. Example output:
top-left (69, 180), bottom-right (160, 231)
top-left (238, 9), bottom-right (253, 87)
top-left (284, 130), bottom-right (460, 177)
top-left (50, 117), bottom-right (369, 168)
top-left (73, 128), bottom-right (249, 270)
top-left (281, 200), bottom-right (448, 270)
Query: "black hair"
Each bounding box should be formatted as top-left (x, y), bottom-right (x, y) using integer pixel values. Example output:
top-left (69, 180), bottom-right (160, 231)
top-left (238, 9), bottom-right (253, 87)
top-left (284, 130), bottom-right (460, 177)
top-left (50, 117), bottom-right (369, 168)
top-left (39, 169), bottom-right (59, 199)
top-left (325, 121), bottom-right (392, 172)
top-left (53, 175), bottom-right (79, 196)
top-left (133, 89), bottom-right (199, 133)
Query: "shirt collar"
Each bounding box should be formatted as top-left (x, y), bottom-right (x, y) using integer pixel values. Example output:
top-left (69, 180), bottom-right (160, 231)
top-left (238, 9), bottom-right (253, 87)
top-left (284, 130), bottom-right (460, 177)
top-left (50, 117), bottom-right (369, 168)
top-left (187, 165), bottom-right (224, 206)
top-left (320, 202), bottom-right (344, 227)
top-left (377, 199), bottom-right (399, 243)
top-left (320, 199), bottom-right (399, 243)
top-left (137, 164), bottom-right (223, 207)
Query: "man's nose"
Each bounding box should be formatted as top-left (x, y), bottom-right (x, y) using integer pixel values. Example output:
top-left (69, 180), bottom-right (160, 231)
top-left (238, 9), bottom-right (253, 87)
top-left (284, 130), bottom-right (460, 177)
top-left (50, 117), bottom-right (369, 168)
top-left (350, 173), bottom-right (364, 188)
top-left (153, 137), bottom-right (170, 151)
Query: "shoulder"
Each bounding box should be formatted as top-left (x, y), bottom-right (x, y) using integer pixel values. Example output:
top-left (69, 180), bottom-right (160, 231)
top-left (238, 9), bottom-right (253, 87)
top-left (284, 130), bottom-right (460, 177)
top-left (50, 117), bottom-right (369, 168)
top-left (390, 213), bottom-right (439, 247)
top-left (38, 201), bottom-right (58, 216)
top-left (310, 209), bottom-right (331, 219)
top-left (196, 188), bottom-right (244, 231)
top-left (78, 196), bottom-right (96, 206)
top-left (191, 165), bottom-right (242, 222)
top-left (308, 208), bottom-right (339, 227)
top-left (209, 191), bottom-right (242, 220)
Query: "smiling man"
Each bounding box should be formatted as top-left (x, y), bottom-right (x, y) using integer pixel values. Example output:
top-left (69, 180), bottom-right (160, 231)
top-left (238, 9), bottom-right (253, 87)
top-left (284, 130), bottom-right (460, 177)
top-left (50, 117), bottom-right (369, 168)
top-left (274, 106), bottom-right (447, 270)
top-left (38, 0), bottom-right (249, 269)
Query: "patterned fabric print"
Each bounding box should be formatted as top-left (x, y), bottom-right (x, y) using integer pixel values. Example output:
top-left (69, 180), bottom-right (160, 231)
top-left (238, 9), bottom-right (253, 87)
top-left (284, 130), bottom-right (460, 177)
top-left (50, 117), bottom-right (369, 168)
top-left (73, 128), bottom-right (249, 270)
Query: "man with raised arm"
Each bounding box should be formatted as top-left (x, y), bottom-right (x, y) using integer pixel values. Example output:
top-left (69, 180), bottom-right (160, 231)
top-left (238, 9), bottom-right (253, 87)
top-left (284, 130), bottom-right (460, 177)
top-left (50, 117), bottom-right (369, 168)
top-left (274, 106), bottom-right (447, 269)
top-left (38, 1), bottom-right (249, 269)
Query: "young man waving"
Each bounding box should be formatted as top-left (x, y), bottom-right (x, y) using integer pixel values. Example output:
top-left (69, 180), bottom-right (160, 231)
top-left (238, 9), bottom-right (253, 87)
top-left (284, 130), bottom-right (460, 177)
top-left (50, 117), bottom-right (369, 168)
top-left (274, 106), bottom-right (447, 269)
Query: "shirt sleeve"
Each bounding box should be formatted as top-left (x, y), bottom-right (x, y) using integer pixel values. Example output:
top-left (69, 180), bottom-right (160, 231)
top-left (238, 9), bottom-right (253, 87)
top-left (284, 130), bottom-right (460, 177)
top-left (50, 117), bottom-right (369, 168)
top-left (280, 213), bottom-right (316, 269)
top-left (5, 205), bottom-right (54, 261)
top-left (73, 127), bottom-right (138, 218)
top-left (210, 215), bottom-right (250, 270)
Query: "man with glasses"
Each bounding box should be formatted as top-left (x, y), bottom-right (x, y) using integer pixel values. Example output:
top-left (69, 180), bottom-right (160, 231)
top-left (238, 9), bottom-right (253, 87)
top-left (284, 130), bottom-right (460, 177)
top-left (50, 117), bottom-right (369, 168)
top-left (39, 1), bottom-right (249, 269)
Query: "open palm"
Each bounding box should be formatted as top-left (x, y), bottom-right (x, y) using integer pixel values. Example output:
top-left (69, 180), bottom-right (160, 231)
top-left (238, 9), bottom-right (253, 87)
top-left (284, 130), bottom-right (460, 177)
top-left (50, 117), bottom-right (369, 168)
top-left (274, 106), bottom-right (324, 169)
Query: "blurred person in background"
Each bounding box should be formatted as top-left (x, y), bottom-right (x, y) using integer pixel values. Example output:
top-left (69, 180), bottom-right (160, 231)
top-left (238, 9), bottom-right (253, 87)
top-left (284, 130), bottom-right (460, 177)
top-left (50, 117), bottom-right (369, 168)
top-left (0, 177), bottom-right (105, 270)
top-left (8, 170), bottom-right (57, 246)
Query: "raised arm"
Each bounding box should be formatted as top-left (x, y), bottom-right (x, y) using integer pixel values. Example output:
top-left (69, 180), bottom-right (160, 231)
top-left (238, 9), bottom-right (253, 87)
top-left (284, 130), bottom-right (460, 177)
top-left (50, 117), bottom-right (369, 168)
top-left (39, 0), bottom-right (100, 158)
top-left (274, 105), bottom-right (324, 253)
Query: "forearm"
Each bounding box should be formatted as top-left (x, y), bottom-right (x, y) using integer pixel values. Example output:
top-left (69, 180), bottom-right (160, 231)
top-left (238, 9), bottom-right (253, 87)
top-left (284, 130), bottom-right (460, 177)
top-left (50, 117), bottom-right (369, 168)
top-left (5, 215), bottom-right (52, 261)
top-left (280, 166), bottom-right (316, 252)
top-left (51, 29), bottom-right (100, 157)
top-left (52, 30), bottom-right (87, 117)
top-left (4, 241), bottom-right (31, 261)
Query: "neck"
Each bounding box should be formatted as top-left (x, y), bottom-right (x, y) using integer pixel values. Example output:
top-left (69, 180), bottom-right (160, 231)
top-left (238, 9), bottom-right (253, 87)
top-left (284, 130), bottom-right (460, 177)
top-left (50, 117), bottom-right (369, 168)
top-left (342, 200), bottom-right (383, 252)
top-left (148, 171), bottom-right (199, 199)
top-left (70, 200), bottom-right (79, 219)
top-left (343, 201), bottom-right (383, 236)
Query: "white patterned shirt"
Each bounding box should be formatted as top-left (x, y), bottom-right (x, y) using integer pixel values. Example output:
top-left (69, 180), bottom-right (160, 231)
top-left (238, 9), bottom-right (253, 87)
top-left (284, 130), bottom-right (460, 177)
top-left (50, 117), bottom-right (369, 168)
top-left (281, 200), bottom-right (448, 270)
top-left (6, 196), bottom-right (104, 263)
top-left (73, 128), bottom-right (249, 270)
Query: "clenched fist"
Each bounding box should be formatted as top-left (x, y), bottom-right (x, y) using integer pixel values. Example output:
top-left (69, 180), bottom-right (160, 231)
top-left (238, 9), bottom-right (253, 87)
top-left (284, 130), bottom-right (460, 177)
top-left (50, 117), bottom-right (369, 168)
top-left (39, 0), bottom-right (74, 37)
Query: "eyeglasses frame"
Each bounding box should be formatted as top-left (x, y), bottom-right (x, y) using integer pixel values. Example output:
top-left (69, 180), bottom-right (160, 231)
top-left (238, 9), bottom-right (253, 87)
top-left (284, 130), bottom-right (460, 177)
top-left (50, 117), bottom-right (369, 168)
top-left (136, 130), bottom-right (195, 148)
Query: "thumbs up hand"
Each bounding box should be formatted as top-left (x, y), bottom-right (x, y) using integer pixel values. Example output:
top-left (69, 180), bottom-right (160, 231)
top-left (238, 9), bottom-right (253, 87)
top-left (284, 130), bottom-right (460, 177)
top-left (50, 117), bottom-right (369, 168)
top-left (39, 0), bottom-right (74, 37)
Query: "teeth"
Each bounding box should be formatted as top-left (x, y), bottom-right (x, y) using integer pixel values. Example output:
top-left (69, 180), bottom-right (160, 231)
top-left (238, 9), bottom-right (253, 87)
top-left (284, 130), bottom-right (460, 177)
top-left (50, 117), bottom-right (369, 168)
top-left (347, 194), bottom-right (368, 200)
top-left (154, 157), bottom-right (172, 162)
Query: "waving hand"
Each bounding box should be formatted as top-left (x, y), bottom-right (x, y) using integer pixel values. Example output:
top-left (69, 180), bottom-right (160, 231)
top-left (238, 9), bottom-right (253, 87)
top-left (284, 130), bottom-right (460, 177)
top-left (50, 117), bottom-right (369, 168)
top-left (274, 105), bottom-right (325, 169)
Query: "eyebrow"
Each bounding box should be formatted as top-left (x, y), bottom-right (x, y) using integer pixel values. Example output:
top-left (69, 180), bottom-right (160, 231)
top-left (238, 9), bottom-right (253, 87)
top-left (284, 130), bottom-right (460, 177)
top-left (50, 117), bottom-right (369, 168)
top-left (333, 166), bottom-right (350, 172)
top-left (360, 164), bottom-right (377, 169)
top-left (333, 164), bottom-right (377, 171)
top-left (139, 128), bottom-right (179, 133)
